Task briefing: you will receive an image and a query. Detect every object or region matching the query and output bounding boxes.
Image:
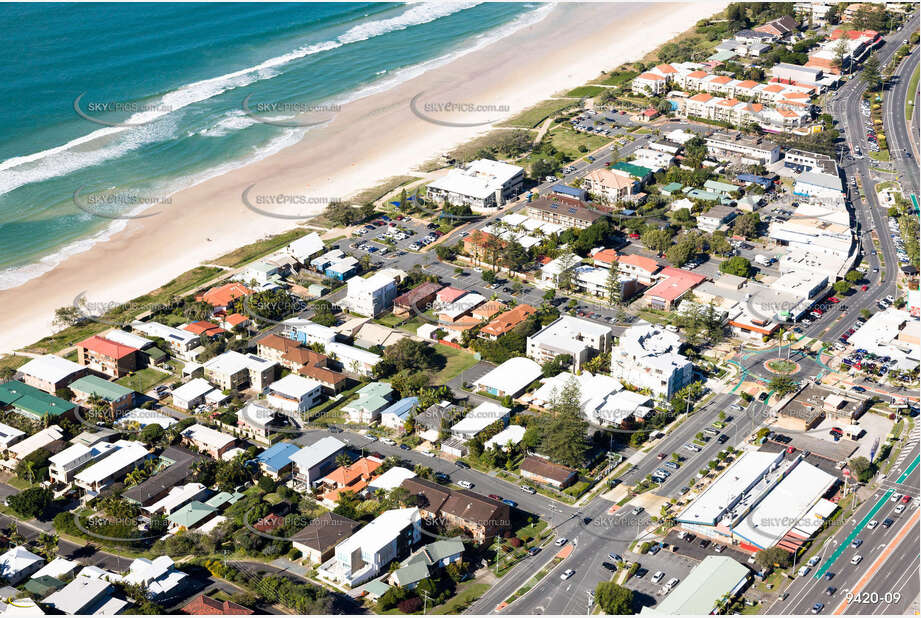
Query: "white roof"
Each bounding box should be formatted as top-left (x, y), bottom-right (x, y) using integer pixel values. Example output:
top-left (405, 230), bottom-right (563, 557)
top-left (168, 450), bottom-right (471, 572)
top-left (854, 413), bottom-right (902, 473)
top-left (123, 556), bottom-right (186, 597)
top-left (17, 355), bottom-right (83, 384)
top-left (43, 575), bottom-right (123, 615)
top-left (336, 508), bottom-right (420, 558)
top-left (0, 598), bottom-right (44, 615)
top-left (484, 425), bottom-right (527, 450)
top-left (287, 232), bottom-right (324, 260)
top-left (290, 436), bottom-right (346, 471)
top-left (204, 350), bottom-right (275, 376)
top-left (31, 557), bottom-right (79, 580)
top-left (678, 451), bottom-right (782, 526)
top-left (118, 408), bottom-right (178, 429)
top-left (131, 320), bottom-right (198, 345)
top-left (103, 329), bottom-right (152, 350)
top-left (144, 484), bottom-right (207, 515)
top-left (0, 546), bottom-right (42, 576)
top-left (326, 342), bottom-right (381, 366)
top-left (528, 315), bottom-right (611, 355)
top-left (269, 373), bottom-right (324, 398)
top-left (440, 293), bottom-right (485, 320)
top-left (283, 318), bottom-right (337, 343)
top-left (734, 460), bottom-right (837, 549)
top-left (428, 159), bottom-right (523, 199)
top-left (170, 378), bottom-right (214, 402)
top-left (75, 440), bottom-right (149, 485)
top-left (0, 422), bottom-right (24, 447)
top-left (473, 357), bottom-right (542, 398)
top-left (348, 270), bottom-right (398, 295)
top-left (49, 441), bottom-right (116, 470)
top-left (368, 466), bottom-right (417, 491)
top-left (452, 401), bottom-right (512, 435)
top-left (8, 426), bottom-right (64, 460)
top-left (204, 390), bottom-right (229, 404)
top-left (181, 424), bottom-right (235, 451)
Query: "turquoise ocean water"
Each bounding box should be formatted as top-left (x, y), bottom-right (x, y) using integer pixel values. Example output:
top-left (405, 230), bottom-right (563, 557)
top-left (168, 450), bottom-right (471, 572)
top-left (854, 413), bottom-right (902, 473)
top-left (0, 2), bottom-right (547, 288)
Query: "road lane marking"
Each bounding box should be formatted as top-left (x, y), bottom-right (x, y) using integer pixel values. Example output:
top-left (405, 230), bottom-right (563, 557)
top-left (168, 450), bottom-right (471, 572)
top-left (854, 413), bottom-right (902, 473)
top-left (815, 489), bottom-right (893, 579)
top-left (832, 508), bottom-right (920, 615)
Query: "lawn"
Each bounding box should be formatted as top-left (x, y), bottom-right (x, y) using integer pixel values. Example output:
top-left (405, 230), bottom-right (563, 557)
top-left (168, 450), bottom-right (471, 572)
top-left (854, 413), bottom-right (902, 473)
top-left (566, 85), bottom-right (606, 98)
top-left (906, 64), bottom-right (919, 122)
top-left (499, 99), bottom-right (580, 128)
top-left (432, 583), bottom-right (490, 615)
top-left (432, 345), bottom-right (479, 384)
top-left (547, 124), bottom-right (613, 159)
top-left (116, 367), bottom-right (170, 393)
top-left (375, 313), bottom-right (407, 328)
top-left (0, 355), bottom-right (29, 375)
top-left (213, 228), bottom-right (310, 268)
top-left (594, 70), bottom-right (638, 86)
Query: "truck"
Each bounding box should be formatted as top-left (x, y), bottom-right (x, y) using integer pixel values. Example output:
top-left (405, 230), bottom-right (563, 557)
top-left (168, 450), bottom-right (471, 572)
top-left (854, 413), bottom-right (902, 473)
top-left (755, 254), bottom-right (773, 266)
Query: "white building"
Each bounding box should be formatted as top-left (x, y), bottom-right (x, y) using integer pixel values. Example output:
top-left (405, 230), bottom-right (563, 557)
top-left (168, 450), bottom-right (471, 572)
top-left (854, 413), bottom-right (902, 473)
top-left (118, 407), bottom-right (178, 430)
top-left (326, 342), bottom-right (381, 377)
top-left (170, 378), bottom-right (215, 410)
top-left (144, 483), bottom-right (210, 516)
top-left (266, 374), bottom-right (325, 412)
top-left (339, 271), bottom-right (399, 318)
top-left (426, 159), bottom-right (524, 212)
top-left (6, 426), bottom-right (64, 465)
top-left (793, 170), bottom-right (844, 200)
top-left (122, 556), bottom-right (188, 601)
top-left (527, 316), bottom-right (612, 371)
top-left (74, 440), bottom-right (150, 494)
top-left (473, 357), bottom-right (542, 399)
top-left (0, 423), bottom-right (24, 452)
top-left (291, 436), bottom-right (347, 487)
top-left (286, 232), bottom-right (325, 264)
top-left (484, 425), bottom-right (527, 451)
top-left (130, 321), bottom-right (200, 359)
top-left (180, 424), bottom-right (236, 459)
top-left (0, 546), bottom-right (43, 585)
top-left (368, 466), bottom-right (417, 492)
top-left (847, 309), bottom-right (919, 371)
top-left (610, 323), bottom-right (694, 400)
top-left (319, 507), bottom-right (422, 586)
top-left (203, 350), bottom-right (277, 392)
top-left (48, 440), bottom-right (119, 484)
top-left (16, 354), bottom-right (86, 394)
top-left (705, 131), bottom-right (781, 164)
top-left (282, 318), bottom-right (338, 347)
top-left (102, 329), bottom-right (153, 350)
top-left (42, 575), bottom-right (127, 615)
top-left (451, 402), bottom-right (511, 441)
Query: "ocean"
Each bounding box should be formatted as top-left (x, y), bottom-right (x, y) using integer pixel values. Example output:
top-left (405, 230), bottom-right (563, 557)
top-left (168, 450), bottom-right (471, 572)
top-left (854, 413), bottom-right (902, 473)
top-left (0, 2), bottom-right (548, 289)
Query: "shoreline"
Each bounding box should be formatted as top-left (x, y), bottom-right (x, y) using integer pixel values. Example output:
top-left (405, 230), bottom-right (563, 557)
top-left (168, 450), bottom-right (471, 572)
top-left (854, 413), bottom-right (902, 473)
top-left (0, 1), bottom-right (725, 354)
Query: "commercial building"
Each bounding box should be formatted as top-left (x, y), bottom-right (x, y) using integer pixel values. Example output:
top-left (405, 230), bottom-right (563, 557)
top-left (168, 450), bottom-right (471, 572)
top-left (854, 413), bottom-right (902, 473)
top-left (426, 159), bottom-right (524, 211)
top-left (526, 316), bottom-right (612, 371)
top-left (610, 323), bottom-right (694, 400)
top-left (641, 556), bottom-right (750, 615)
top-left (643, 266), bottom-right (706, 310)
top-left (793, 170), bottom-right (845, 199)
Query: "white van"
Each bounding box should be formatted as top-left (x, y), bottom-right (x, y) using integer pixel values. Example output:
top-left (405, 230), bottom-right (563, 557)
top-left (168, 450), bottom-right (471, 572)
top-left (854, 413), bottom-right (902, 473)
top-left (661, 578), bottom-right (680, 594)
top-left (798, 566), bottom-right (811, 577)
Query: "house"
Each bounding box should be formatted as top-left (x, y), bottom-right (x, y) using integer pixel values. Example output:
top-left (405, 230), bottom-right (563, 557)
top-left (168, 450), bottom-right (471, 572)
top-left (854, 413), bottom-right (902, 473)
top-left (484, 425), bottom-right (526, 451)
top-left (388, 561), bottom-right (429, 591)
top-left (526, 198), bottom-right (604, 230)
top-left (451, 401), bottom-right (511, 441)
top-left (339, 271), bottom-right (399, 317)
top-left (583, 168), bottom-right (637, 204)
top-left (285, 232), bottom-right (325, 264)
top-left (318, 456), bottom-right (383, 504)
top-left (144, 483), bottom-right (210, 517)
top-left (76, 335), bottom-right (138, 378)
top-left (131, 321), bottom-right (201, 359)
top-left (266, 374), bottom-right (325, 412)
top-left (181, 424), bottom-right (236, 459)
top-left (439, 491), bottom-right (511, 543)
top-left (404, 539), bottom-right (465, 569)
top-left (527, 316), bottom-right (612, 371)
top-left (380, 397), bottom-right (418, 430)
top-left (318, 508), bottom-right (422, 586)
top-left (182, 594), bottom-right (254, 615)
top-left (551, 184), bottom-right (588, 202)
top-left (472, 300), bottom-right (507, 321)
top-left (414, 401), bottom-right (463, 442)
top-left (255, 442), bottom-right (301, 479)
top-left (237, 401), bottom-right (283, 440)
top-left (257, 333), bottom-right (346, 393)
top-left (342, 382), bottom-right (395, 424)
top-left (122, 446), bottom-right (199, 508)
top-left (5, 426), bottom-right (64, 465)
top-left (426, 159), bottom-right (524, 211)
top-left (520, 455), bottom-right (578, 489)
top-left (0, 423), bottom-right (24, 452)
top-left (401, 477), bottom-right (451, 521)
top-left (473, 358), bottom-right (542, 399)
top-left (42, 576), bottom-right (126, 615)
top-left (0, 381), bottom-right (75, 422)
top-left (643, 266), bottom-right (706, 310)
top-left (697, 205), bottom-right (737, 233)
top-left (221, 313), bottom-right (251, 332)
top-left (171, 378), bottom-right (216, 410)
top-left (73, 440), bottom-right (151, 494)
top-left (181, 321), bottom-right (227, 339)
top-left (592, 251), bottom-right (662, 285)
top-left (203, 350), bottom-right (277, 392)
top-left (69, 375), bottom-right (135, 414)
top-left (479, 304), bottom-right (537, 339)
top-left (0, 547), bottom-right (43, 585)
top-left (610, 322), bottom-right (694, 400)
top-left (122, 556), bottom-right (189, 602)
top-left (31, 557), bottom-right (80, 582)
top-left (290, 436), bottom-right (347, 488)
top-left (196, 282), bottom-right (253, 311)
top-left (16, 354), bottom-right (87, 394)
top-left (292, 512), bottom-right (361, 565)
top-left (393, 282), bottom-right (443, 316)
top-left (325, 256), bottom-right (360, 281)
top-left (167, 501), bottom-right (219, 532)
top-left (281, 320), bottom-right (337, 347)
top-left (369, 466), bottom-right (417, 492)
top-left (48, 440), bottom-right (119, 484)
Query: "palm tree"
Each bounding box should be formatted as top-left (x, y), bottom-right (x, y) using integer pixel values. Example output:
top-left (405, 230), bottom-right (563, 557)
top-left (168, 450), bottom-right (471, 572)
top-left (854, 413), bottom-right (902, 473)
top-left (335, 453), bottom-right (352, 469)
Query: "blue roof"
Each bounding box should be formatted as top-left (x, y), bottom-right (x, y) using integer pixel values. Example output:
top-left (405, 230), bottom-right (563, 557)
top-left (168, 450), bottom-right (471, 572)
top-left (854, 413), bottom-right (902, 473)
top-left (551, 184), bottom-right (585, 198)
top-left (256, 442), bottom-right (301, 474)
top-left (380, 396), bottom-right (418, 421)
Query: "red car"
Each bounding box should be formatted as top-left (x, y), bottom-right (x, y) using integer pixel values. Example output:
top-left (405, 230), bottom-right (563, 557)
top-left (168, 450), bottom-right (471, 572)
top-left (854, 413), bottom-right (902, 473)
top-left (901, 495), bottom-right (911, 504)
top-left (488, 494), bottom-right (502, 501)
top-left (628, 233), bottom-right (640, 240)
top-left (828, 297), bottom-right (840, 304)
top-left (861, 285), bottom-right (868, 291)
top-left (813, 308), bottom-right (824, 315)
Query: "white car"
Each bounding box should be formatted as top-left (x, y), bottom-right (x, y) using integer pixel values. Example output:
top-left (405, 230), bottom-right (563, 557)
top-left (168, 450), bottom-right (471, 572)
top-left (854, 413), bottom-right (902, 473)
top-left (851, 555), bottom-right (863, 565)
top-left (894, 504), bottom-right (906, 514)
top-left (421, 450), bottom-right (436, 458)
top-left (560, 569), bottom-right (575, 580)
top-left (555, 537), bottom-right (568, 547)
top-left (379, 437), bottom-right (395, 446)
top-left (662, 578), bottom-right (680, 594)
top-left (651, 571), bottom-right (665, 584)
top-left (867, 520), bottom-right (878, 530)
top-left (457, 480), bottom-right (474, 489)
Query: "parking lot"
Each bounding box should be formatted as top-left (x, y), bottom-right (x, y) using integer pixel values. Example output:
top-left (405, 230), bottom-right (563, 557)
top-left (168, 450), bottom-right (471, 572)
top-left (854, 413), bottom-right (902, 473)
top-left (570, 108), bottom-right (635, 136)
top-left (624, 547), bottom-right (698, 608)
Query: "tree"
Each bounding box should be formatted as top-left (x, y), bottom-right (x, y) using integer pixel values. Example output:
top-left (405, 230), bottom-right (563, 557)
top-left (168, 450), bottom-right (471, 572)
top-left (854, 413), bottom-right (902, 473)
top-left (7, 487), bottom-right (52, 520)
top-left (733, 212), bottom-right (760, 239)
top-left (709, 231), bottom-right (732, 256)
top-left (833, 280), bottom-right (851, 295)
top-left (860, 52), bottom-right (882, 91)
top-left (641, 229), bottom-right (673, 254)
top-left (605, 259), bottom-right (622, 306)
top-left (756, 546), bottom-right (792, 570)
top-left (540, 377), bottom-right (589, 468)
top-left (530, 157), bottom-right (558, 181)
top-left (719, 256), bottom-right (752, 278)
top-left (832, 39), bottom-right (850, 72)
top-left (555, 254), bottom-right (579, 291)
top-left (848, 456), bottom-right (874, 483)
top-left (595, 581), bottom-right (634, 614)
top-left (666, 239), bottom-right (694, 266)
top-left (768, 375), bottom-right (798, 397)
top-left (140, 423), bottom-right (165, 446)
top-left (844, 270), bottom-right (861, 284)
top-left (53, 306), bottom-right (85, 329)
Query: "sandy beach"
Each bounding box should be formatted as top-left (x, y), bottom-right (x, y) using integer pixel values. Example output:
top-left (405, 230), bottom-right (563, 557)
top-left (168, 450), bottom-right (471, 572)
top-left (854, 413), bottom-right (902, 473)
top-left (0, 1), bottom-right (724, 353)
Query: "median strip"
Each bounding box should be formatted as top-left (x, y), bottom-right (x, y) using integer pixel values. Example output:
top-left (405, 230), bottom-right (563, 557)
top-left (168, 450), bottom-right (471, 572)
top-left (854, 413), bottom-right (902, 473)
top-left (814, 489), bottom-right (893, 579)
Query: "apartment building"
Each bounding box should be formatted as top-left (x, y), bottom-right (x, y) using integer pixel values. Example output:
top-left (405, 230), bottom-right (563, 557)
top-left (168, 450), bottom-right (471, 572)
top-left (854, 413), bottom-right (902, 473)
top-left (339, 271), bottom-right (398, 318)
top-left (426, 159), bottom-right (524, 211)
top-left (203, 350), bottom-right (277, 392)
top-left (705, 131), bottom-right (781, 164)
top-left (582, 168), bottom-right (638, 204)
top-left (16, 354), bottom-right (87, 394)
top-left (610, 323), bottom-right (694, 400)
top-left (527, 316), bottom-right (612, 371)
top-left (526, 198), bottom-right (604, 229)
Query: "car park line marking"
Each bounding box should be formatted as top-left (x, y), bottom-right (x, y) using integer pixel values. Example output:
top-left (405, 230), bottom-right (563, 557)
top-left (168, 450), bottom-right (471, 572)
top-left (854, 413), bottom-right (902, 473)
top-left (832, 508), bottom-right (919, 615)
top-left (815, 489), bottom-right (893, 579)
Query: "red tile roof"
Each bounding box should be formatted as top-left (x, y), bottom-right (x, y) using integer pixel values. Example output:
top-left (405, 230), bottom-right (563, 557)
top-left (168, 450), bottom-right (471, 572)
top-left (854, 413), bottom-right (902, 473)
top-left (688, 70), bottom-right (709, 79)
top-left (637, 72), bottom-right (665, 81)
top-left (655, 63), bottom-right (678, 74)
top-left (182, 595), bottom-right (253, 615)
top-left (735, 80), bottom-right (758, 90)
top-left (617, 253), bottom-right (660, 274)
top-left (182, 321), bottom-right (227, 337)
top-left (480, 304), bottom-right (537, 338)
top-left (223, 313), bottom-right (250, 327)
top-left (710, 75), bottom-right (732, 84)
top-left (689, 93), bottom-right (714, 103)
top-left (197, 282), bottom-right (253, 307)
top-left (437, 286), bottom-right (469, 304)
top-left (644, 266), bottom-right (706, 302)
top-left (77, 335), bottom-right (137, 360)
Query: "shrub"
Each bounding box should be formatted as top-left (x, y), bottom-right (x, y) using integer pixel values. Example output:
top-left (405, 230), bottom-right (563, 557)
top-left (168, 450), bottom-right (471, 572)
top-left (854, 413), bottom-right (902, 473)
top-left (398, 597), bottom-right (423, 613)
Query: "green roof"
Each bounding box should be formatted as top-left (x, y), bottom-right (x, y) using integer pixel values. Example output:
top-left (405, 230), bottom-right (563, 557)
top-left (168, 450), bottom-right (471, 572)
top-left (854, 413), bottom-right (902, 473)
top-left (0, 381), bottom-right (75, 418)
top-left (361, 580), bottom-right (391, 598)
top-left (661, 182), bottom-right (684, 193)
top-left (392, 562), bottom-right (429, 587)
top-left (406, 540), bottom-right (465, 566)
top-left (612, 161), bottom-right (652, 179)
top-left (704, 179), bottom-right (740, 195)
top-left (25, 575), bottom-right (65, 597)
top-left (345, 382), bottom-right (393, 414)
top-left (69, 375), bottom-right (134, 401)
top-left (640, 556), bottom-right (749, 615)
top-left (167, 500), bottom-right (217, 528)
top-left (686, 189), bottom-right (721, 202)
top-left (146, 347), bottom-right (167, 361)
top-left (708, 49), bottom-right (737, 62)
